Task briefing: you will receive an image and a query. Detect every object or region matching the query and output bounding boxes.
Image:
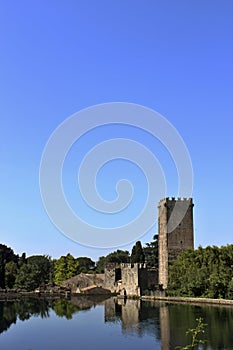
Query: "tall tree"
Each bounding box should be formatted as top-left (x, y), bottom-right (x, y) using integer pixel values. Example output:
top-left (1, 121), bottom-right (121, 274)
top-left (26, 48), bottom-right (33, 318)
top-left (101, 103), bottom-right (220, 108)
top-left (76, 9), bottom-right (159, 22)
top-left (5, 261), bottom-right (18, 289)
top-left (96, 250), bottom-right (130, 273)
top-left (131, 241), bottom-right (145, 264)
top-left (14, 264), bottom-right (41, 291)
top-left (54, 254), bottom-right (79, 284)
top-left (76, 257), bottom-right (95, 273)
top-left (0, 244), bottom-right (18, 288)
top-left (27, 255), bottom-right (53, 284)
top-left (143, 234), bottom-right (159, 268)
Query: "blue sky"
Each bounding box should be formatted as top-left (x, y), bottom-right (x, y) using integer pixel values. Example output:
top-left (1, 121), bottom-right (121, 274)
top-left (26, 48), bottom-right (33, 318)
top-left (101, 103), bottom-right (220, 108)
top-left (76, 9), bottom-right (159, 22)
top-left (0, 1), bottom-right (232, 261)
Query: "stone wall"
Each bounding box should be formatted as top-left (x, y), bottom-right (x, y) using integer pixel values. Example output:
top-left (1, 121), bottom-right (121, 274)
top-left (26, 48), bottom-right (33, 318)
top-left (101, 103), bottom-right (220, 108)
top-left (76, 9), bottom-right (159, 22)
top-left (158, 198), bottom-right (194, 289)
top-left (104, 263), bottom-right (158, 296)
top-left (121, 263), bottom-right (140, 296)
top-left (104, 264), bottom-right (118, 293)
top-left (147, 269), bottom-right (159, 289)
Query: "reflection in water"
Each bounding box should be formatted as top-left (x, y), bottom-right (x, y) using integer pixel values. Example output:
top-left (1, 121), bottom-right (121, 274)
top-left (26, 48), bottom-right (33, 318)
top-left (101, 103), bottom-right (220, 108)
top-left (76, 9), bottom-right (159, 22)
top-left (0, 296), bottom-right (233, 349)
top-left (0, 295), bottom-right (109, 334)
top-left (104, 298), bottom-right (233, 350)
top-left (0, 298), bottom-right (50, 334)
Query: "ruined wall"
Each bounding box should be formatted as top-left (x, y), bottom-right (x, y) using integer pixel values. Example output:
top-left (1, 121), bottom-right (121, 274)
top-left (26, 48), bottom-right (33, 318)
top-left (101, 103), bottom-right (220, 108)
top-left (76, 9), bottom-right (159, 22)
top-left (104, 263), bottom-right (157, 296)
top-left (104, 264), bottom-right (118, 293)
top-left (147, 269), bottom-right (159, 289)
top-left (121, 263), bottom-right (140, 296)
top-left (158, 197), bottom-right (194, 289)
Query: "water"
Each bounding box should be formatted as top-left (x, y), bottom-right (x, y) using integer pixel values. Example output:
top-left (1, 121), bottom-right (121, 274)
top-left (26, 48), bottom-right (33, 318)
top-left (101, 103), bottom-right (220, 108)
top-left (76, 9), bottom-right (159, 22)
top-left (0, 296), bottom-right (232, 350)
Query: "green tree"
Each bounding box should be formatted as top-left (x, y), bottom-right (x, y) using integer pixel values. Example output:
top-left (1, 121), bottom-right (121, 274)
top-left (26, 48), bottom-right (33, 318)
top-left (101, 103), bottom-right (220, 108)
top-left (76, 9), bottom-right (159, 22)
top-left (96, 250), bottom-right (130, 273)
top-left (14, 264), bottom-right (41, 291)
top-left (27, 255), bottom-right (53, 284)
top-left (76, 257), bottom-right (95, 273)
top-left (167, 245), bottom-right (233, 299)
top-left (0, 244), bottom-right (18, 288)
top-left (5, 261), bottom-right (18, 289)
top-left (96, 256), bottom-right (107, 273)
top-left (66, 254), bottom-right (79, 279)
top-left (107, 250), bottom-right (130, 264)
top-left (143, 234), bottom-right (158, 267)
top-left (54, 254), bottom-right (79, 284)
top-left (131, 241), bottom-right (145, 264)
top-left (54, 256), bottom-right (67, 285)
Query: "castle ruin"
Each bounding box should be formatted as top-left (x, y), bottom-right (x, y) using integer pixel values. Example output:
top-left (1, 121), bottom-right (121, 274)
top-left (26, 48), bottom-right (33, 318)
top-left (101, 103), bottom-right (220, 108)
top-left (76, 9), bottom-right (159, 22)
top-left (104, 197), bottom-right (194, 296)
top-left (158, 197), bottom-right (194, 289)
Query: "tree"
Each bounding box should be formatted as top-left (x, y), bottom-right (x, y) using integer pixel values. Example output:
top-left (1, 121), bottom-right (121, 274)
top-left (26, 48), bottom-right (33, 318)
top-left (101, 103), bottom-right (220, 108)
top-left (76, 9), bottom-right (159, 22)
top-left (96, 250), bottom-right (130, 273)
top-left (14, 264), bottom-right (41, 291)
top-left (54, 254), bottom-right (79, 284)
top-left (131, 241), bottom-right (145, 264)
top-left (106, 250), bottom-right (130, 264)
top-left (66, 254), bottom-right (79, 279)
top-left (167, 245), bottom-right (233, 299)
top-left (143, 234), bottom-right (159, 267)
top-left (76, 257), bottom-right (95, 273)
top-left (18, 253), bottom-right (26, 267)
top-left (96, 256), bottom-right (107, 273)
top-left (5, 261), bottom-right (18, 289)
top-left (54, 256), bottom-right (67, 285)
top-left (0, 244), bottom-right (18, 288)
top-left (27, 255), bottom-right (53, 285)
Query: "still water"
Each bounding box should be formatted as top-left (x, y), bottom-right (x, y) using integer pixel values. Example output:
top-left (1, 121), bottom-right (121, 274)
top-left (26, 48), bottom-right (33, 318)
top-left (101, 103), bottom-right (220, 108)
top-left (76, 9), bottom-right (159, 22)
top-left (0, 296), bottom-right (232, 350)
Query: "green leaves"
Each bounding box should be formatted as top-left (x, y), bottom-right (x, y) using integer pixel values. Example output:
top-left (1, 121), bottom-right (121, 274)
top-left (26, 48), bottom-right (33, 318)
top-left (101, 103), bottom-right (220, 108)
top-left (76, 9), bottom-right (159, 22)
top-left (14, 264), bottom-right (41, 291)
top-left (54, 254), bottom-right (79, 284)
top-left (167, 245), bottom-right (233, 299)
top-left (176, 317), bottom-right (207, 349)
top-left (131, 241), bottom-right (145, 264)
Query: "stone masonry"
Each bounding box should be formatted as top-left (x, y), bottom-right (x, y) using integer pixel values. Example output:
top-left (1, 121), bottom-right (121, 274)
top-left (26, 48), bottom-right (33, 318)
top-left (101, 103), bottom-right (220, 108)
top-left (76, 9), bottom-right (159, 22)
top-left (158, 197), bottom-right (194, 289)
top-left (104, 263), bottom-right (158, 297)
top-left (104, 197), bottom-right (194, 295)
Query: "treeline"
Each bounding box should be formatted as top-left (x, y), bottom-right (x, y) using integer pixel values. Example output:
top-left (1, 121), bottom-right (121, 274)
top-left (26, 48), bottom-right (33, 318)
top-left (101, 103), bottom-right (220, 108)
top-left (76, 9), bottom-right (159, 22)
top-left (0, 237), bottom-right (158, 291)
top-left (167, 245), bottom-right (233, 299)
top-left (3, 240), bottom-right (233, 300)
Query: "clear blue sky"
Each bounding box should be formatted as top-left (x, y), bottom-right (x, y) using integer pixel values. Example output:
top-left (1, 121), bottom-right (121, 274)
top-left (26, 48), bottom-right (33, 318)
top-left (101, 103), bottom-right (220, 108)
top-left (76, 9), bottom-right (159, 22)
top-left (0, 1), bottom-right (232, 261)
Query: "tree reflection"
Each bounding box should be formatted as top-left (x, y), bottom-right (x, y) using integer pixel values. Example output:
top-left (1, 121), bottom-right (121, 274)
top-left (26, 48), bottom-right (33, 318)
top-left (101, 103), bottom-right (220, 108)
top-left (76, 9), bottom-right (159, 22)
top-left (0, 297), bottom-right (232, 349)
top-left (52, 299), bottom-right (80, 320)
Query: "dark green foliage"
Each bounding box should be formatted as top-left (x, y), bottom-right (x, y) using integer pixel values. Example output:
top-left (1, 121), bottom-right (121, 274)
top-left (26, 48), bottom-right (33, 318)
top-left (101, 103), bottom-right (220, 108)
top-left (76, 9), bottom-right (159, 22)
top-left (131, 241), bottom-right (145, 263)
top-left (14, 264), bottom-right (42, 291)
top-left (0, 244), bottom-right (18, 288)
top-left (96, 256), bottom-right (106, 273)
top-left (5, 261), bottom-right (18, 289)
top-left (96, 250), bottom-right (130, 273)
top-left (27, 255), bottom-right (53, 285)
top-left (18, 253), bottom-right (26, 267)
top-left (167, 245), bottom-right (233, 299)
top-left (106, 250), bottom-right (130, 263)
top-left (76, 257), bottom-right (95, 273)
top-left (143, 234), bottom-right (158, 268)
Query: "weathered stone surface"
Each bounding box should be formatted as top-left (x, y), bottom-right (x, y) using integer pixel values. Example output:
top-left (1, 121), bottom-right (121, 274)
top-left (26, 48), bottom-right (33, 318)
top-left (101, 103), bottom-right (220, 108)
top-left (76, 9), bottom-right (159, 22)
top-left (62, 273), bottom-right (105, 293)
top-left (158, 198), bottom-right (194, 289)
top-left (104, 263), bottom-right (158, 297)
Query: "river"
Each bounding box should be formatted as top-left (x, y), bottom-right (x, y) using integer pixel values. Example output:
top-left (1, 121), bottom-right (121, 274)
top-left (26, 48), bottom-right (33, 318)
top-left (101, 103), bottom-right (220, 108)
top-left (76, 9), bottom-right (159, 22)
top-left (0, 296), bottom-right (232, 349)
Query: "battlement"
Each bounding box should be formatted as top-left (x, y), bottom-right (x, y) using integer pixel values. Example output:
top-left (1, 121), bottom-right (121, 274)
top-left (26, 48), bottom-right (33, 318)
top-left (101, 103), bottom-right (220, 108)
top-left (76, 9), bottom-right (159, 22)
top-left (158, 197), bottom-right (194, 289)
top-left (158, 197), bottom-right (193, 207)
top-left (105, 263), bottom-right (147, 270)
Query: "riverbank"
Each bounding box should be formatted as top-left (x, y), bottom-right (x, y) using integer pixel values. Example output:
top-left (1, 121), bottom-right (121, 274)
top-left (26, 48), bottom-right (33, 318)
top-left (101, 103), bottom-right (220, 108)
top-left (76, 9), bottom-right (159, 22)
top-left (140, 295), bottom-right (233, 306)
top-left (1, 290), bottom-right (233, 306)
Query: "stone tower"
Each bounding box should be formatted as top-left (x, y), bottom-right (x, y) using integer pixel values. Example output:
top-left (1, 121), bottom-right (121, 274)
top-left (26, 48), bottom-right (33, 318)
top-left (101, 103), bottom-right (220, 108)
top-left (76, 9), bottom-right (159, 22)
top-left (158, 197), bottom-right (194, 289)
